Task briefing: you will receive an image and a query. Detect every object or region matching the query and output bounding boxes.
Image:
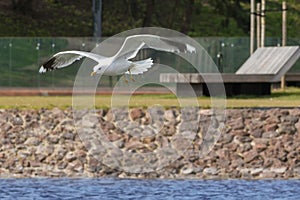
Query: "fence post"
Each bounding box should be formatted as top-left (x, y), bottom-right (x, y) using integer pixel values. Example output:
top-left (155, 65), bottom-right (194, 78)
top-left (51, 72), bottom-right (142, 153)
top-left (261, 0), bottom-right (266, 47)
top-left (9, 40), bottom-right (12, 87)
top-left (256, 3), bottom-right (261, 48)
top-left (281, 1), bottom-right (287, 90)
top-left (250, 0), bottom-right (255, 54)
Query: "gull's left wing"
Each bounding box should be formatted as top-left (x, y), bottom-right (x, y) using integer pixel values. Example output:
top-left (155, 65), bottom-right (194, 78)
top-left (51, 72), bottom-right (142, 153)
top-left (114, 34), bottom-right (196, 60)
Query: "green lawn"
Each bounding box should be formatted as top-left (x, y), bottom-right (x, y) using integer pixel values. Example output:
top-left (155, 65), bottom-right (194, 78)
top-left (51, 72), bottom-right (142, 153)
top-left (0, 87), bottom-right (299, 109)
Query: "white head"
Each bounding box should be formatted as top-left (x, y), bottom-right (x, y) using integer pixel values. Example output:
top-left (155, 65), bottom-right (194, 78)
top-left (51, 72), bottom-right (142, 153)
top-left (90, 58), bottom-right (113, 76)
top-left (91, 65), bottom-right (103, 76)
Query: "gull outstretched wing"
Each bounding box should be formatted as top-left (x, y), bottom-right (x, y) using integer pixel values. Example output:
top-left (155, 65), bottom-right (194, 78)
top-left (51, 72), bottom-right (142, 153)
top-left (39, 50), bottom-right (104, 73)
top-left (114, 34), bottom-right (196, 60)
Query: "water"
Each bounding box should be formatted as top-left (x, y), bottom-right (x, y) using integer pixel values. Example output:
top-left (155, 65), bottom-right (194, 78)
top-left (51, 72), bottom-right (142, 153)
top-left (0, 178), bottom-right (300, 200)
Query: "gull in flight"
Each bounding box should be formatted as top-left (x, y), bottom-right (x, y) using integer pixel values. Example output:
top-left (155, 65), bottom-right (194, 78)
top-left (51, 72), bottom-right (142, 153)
top-left (39, 34), bottom-right (196, 82)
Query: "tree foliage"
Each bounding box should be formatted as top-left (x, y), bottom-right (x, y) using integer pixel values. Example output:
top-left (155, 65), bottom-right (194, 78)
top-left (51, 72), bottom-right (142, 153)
top-left (0, 0), bottom-right (299, 37)
top-left (210, 0), bottom-right (250, 33)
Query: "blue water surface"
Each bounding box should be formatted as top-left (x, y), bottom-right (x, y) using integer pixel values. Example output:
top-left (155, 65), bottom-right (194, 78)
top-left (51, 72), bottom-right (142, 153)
top-left (0, 178), bottom-right (300, 200)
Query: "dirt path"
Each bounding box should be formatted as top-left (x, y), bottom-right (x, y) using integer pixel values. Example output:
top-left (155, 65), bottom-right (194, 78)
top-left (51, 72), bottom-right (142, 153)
top-left (0, 87), bottom-right (171, 96)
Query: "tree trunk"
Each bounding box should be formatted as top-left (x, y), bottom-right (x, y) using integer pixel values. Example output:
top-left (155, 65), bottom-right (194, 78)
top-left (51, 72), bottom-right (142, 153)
top-left (167, 0), bottom-right (179, 28)
top-left (181, 0), bottom-right (194, 34)
top-left (143, 0), bottom-right (155, 27)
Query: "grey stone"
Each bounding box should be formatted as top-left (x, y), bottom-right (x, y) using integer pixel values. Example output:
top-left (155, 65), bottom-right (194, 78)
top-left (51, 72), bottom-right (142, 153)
top-left (230, 117), bottom-right (245, 130)
top-left (181, 107), bottom-right (199, 121)
top-left (12, 117), bottom-right (23, 126)
top-left (141, 126), bottom-right (155, 136)
top-left (293, 167), bottom-right (300, 177)
top-left (35, 144), bottom-right (54, 156)
top-left (65, 152), bottom-right (77, 162)
top-left (235, 135), bottom-right (252, 143)
top-left (112, 108), bottom-right (129, 121)
top-left (265, 124), bottom-right (278, 132)
top-left (55, 147), bottom-right (67, 160)
top-left (2, 123), bottom-right (12, 132)
top-left (24, 137), bottom-right (40, 146)
top-left (280, 115), bottom-right (298, 123)
top-left (81, 113), bottom-right (99, 128)
top-left (270, 167), bottom-right (287, 174)
top-left (181, 165), bottom-right (194, 175)
top-left (68, 160), bottom-right (83, 173)
top-left (16, 151), bottom-right (30, 160)
top-left (251, 129), bottom-right (263, 138)
top-left (250, 168), bottom-right (263, 175)
top-left (243, 150), bottom-right (258, 163)
top-left (164, 109), bottom-right (176, 122)
top-left (277, 124), bottom-right (297, 135)
top-left (218, 133), bottom-right (233, 144)
top-left (260, 169), bottom-right (277, 179)
top-left (147, 107), bottom-right (164, 124)
top-left (203, 167), bottom-right (218, 176)
top-left (57, 161), bottom-right (68, 170)
top-left (63, 132), bottom-right (75, 140)
top-left (48, 136), bottom-right (59, 144)
top-left (179, 121), bottom-right (199, 132)
top-left (262, 131), bottom-right (279, 138)
top-left (87, 157), bottom-right (101, 173)
top-left (115, 121), bottom-right (129, 130)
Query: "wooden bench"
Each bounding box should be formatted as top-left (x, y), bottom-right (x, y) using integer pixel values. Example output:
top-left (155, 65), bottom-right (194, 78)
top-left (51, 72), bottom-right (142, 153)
top-left (160, 73), bottom-right (275, 96)
top-left (160, 73), bottom-right (300, 97)
top-left (160, 46), bottom-right (300, 97)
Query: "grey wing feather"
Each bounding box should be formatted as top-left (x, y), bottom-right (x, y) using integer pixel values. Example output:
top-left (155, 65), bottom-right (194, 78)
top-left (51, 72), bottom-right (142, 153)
top-left (39, 53), bottom-right (83, 73)
top-left (54, 54), bottom-right (84, 69)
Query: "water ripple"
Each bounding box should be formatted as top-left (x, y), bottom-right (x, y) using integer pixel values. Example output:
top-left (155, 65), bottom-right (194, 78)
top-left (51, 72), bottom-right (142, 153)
top-left (0, 178), bottom-right (300, 200)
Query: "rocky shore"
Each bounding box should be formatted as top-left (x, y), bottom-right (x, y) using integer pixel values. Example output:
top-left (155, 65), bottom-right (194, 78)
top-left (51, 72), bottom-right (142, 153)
top-left (0, 107), bottom-right (299, 179)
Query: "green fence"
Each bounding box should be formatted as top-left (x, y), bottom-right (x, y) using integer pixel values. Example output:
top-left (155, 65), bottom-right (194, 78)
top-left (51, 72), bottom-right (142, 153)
top-left (0, 37), bottom-right (299, 88)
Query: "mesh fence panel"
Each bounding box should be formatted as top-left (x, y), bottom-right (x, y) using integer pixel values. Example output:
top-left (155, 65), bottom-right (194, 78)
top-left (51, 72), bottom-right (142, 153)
top-left (0, 37), bottom-right (299, 88)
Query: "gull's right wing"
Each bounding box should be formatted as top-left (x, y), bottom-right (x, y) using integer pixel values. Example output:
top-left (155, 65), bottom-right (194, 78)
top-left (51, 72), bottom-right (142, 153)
top-left (114, 34), bottom-right (196, 60)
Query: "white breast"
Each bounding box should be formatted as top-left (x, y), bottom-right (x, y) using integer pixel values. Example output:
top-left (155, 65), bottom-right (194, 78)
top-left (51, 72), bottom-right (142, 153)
top-left (103, 58), bottom-right (132, 76)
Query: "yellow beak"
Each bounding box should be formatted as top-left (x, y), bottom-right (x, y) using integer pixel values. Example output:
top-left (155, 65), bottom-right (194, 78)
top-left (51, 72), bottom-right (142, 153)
top-left (90, 71), bottom-right (97, 76)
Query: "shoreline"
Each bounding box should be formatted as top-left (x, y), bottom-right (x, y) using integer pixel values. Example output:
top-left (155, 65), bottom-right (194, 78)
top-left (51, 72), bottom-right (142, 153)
top-left (0, 107), bottom-right (299, 179)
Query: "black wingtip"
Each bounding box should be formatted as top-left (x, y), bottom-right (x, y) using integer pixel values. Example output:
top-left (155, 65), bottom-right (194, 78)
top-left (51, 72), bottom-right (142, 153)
top-left (39, 57), bottom-right (56, 73)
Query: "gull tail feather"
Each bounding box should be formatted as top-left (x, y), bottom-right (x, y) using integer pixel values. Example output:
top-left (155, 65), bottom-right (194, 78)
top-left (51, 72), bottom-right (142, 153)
top-left (127, 58), bottom-right (153, 75)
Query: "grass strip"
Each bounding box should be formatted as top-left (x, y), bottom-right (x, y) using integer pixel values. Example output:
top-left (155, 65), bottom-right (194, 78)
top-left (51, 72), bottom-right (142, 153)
top-left (0, 87), bottom-right (299, 109)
